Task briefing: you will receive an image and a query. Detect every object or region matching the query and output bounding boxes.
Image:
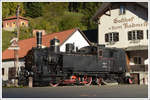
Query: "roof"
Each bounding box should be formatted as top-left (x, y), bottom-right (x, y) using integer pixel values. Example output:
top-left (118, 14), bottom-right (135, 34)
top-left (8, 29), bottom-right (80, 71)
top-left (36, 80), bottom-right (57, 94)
top-left (2, 28), bottom-right (90, 60)
top-left (82, 29), bottom-right (98, 43)
top-left (92, 2), bottom-right (148, 21)
top-left (3, 16), bottom-right (29, 21)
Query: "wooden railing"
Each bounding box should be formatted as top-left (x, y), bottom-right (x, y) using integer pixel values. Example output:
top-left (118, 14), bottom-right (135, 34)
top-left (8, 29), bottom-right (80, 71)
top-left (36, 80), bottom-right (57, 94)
top-left (130, 65), bottom-right (148, 72)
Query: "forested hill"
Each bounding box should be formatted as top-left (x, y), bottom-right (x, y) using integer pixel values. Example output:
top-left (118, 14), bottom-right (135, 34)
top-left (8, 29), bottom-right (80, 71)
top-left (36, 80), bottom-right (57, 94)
top-left (2, 2), bottom-right (102, 51)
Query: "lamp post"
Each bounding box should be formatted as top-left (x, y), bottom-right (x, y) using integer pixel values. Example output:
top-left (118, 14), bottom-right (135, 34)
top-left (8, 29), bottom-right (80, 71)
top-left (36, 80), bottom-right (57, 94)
top-left (15, 5), bottom-right (20, 87)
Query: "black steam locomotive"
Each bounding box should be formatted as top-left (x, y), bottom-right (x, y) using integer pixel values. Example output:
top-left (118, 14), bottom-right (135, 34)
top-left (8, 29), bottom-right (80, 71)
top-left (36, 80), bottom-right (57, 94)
top-left (18, 32), bottom-right (129, 87)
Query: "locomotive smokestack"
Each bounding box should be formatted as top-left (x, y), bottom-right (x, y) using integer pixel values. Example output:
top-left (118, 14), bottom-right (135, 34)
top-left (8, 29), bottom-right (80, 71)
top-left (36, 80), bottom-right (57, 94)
top-left (36, 32), bottom-right (42, 48)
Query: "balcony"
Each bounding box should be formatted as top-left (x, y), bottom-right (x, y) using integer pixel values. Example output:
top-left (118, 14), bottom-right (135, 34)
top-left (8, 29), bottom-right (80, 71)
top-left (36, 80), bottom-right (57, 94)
top-left (130, 65), bottom-right (148, 72)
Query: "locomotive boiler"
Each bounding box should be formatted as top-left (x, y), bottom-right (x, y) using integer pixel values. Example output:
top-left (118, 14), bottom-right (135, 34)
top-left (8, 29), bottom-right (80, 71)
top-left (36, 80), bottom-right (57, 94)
top-left (18, 32), bottom-right (129, 87)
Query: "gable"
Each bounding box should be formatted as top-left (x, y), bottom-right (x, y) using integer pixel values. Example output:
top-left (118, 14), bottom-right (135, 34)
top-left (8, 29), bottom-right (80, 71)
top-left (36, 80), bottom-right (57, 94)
top-left (60, 30), bottom-right (90, 52)
top-left (99, 4), bottom-right (148, 31)
top-left (92, 2), bottom-right (148, 21)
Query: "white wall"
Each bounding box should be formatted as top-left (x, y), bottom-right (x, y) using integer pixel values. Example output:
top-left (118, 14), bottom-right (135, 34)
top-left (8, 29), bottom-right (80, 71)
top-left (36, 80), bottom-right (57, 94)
top-left (60, 30), bottom-right (90, 52)
top-left (98, 4), bottom-right (148, 48)
top-left (2, 60), bottom-right (25, 81)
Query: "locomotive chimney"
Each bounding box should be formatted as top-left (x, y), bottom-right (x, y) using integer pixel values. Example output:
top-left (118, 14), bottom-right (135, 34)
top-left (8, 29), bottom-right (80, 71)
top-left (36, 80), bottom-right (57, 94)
top-left (36, 31), bottom-right (42, 48)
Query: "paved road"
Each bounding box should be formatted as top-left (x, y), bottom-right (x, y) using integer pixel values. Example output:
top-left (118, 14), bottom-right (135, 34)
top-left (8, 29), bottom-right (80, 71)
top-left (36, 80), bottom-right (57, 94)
top-left (3, 85), bottom-right (148, 98)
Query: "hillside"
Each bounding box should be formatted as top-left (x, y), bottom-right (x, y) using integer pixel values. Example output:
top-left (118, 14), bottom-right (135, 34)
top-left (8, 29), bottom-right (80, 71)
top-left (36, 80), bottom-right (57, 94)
top-left (2, 2), bottom-right (102, 51)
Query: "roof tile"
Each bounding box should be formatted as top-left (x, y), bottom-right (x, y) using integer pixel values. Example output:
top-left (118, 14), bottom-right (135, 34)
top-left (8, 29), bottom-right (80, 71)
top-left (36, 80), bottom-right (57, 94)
top-left (3, 16), bottom-right (29, 21)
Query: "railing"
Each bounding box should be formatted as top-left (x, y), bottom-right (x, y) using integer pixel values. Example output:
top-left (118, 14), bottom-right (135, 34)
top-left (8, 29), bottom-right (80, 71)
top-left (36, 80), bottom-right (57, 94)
top-left (130, 65), bottom-right (148, 72)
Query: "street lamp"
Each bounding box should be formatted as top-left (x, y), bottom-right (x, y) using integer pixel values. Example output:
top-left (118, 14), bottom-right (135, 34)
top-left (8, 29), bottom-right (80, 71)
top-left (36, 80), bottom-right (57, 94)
top-left (15, 5), bottom-right (20, 87)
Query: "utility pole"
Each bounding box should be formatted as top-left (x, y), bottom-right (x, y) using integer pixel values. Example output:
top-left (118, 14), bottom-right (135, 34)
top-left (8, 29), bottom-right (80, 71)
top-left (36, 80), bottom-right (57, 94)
top-left (14, 5), bottom-right (20, 87)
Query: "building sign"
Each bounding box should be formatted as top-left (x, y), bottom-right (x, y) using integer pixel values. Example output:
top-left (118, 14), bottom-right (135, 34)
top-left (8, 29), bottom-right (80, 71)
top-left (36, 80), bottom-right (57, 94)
top-left (108, 17), bottom-right (148, 30)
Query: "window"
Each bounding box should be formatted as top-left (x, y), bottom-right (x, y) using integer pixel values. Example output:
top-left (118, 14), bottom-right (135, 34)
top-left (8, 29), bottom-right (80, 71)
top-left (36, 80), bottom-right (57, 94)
top-left (133, 57), bottom-right (142, 65)
top-left (128, 30), bottom-right (143, 40)
top-left (2, 68), bottom-right (4, 76)
top-left (119, 6), bottom-right (126, 15)
top-left (6, 23), bottom-right (9, 27)
top-left (8, 67), bottom-right (16, 79)
top-left (105, 32), bottom-right (119, 42)
top-left (12, 22), bottom-right (16, 27)
top-left (22, 22), bottom-right (24, 26)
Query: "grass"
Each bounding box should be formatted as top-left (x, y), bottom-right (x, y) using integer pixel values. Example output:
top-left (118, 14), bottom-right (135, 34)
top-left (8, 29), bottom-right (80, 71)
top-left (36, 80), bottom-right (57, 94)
top-left (2, 29), bottom-right (32, 51)
top-left (2, 30), bottom-right (16, 51)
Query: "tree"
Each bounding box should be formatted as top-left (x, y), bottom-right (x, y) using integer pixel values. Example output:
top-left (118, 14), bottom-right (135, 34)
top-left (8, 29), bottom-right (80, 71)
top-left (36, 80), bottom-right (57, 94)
top-left (68, 2), bottom-right (102, 29)
top-left (79, 3), bottom-right (102, 29)
top-left (2, 2), bottom-right (25, 18)
top-left (59, 11), bottom-right (87, 31)
top-left (24, 2), bottom-right (43, 18)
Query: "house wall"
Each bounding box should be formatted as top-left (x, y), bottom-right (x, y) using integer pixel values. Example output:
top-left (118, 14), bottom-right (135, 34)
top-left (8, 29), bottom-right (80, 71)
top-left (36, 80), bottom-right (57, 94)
top-left (2, 60), bottom-right (25, 81)
top-left (60, 30), bottom-right (90, 52)
top-left (3, 19), bottom-right (28, 31)
top-left (98, 4), bottom-right (148, 48)
top-left (97, 3), bottom-right (148, 84)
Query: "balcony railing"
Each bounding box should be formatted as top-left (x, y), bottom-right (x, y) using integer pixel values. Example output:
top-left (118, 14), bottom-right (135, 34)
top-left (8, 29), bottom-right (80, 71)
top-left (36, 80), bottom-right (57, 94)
top-left (130, 65), bottom-right (148, 72)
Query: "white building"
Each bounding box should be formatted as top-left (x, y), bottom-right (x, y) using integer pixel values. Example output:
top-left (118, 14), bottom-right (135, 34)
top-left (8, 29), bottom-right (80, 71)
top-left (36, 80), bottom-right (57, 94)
top-left (92, 2), bottom-right (148, 84)
top-left (2, 28), bottom-right (91, 81)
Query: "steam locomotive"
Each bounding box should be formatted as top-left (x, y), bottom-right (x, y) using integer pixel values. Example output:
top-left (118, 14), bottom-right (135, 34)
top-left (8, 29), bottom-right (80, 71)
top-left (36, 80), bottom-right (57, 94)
top-left (18, 32), bottom-right (129, 87)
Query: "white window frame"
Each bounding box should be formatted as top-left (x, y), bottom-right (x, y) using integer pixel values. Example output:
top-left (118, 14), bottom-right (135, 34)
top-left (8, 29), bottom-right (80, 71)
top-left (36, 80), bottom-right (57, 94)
top-left (105, 32), bottom-right (119, 42)
top-left (128, 30), bottom-right (143, 40)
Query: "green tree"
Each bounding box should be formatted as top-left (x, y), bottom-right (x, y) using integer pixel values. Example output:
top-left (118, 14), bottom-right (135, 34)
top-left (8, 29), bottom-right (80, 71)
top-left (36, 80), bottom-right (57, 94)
top-left (24, 2), bottom-right (43, 18)
top-left (29, 3), bottom-right (69, 33)
top-left (2, 2), bottom-right (25, 18)
top-left (59, 11), bottom-right (87, 31)
top-left (68, 2), bottom-right (101, 29)
top-left (79, 3), bottom-right (102, 29)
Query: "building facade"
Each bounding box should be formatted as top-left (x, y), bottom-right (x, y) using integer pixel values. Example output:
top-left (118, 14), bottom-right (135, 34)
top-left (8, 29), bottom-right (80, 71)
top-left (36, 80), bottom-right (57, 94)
top-left (93, 2), bottom-right (148, 84)
top-left (3, 16), bottom-right (28, 31)
top-left (2, 28), bottom-right (91, 81)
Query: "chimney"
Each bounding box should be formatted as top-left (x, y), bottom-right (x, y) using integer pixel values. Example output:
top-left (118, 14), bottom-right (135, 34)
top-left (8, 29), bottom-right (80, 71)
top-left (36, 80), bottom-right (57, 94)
top-left (33, 29), bottom-right (46, 37)
top-left (36, 31), bottom-right (42, 48)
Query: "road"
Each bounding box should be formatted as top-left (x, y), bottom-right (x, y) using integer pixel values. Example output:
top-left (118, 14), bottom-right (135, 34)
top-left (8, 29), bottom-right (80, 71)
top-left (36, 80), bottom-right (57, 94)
top-left (3, 85), bottom-right (148, 98)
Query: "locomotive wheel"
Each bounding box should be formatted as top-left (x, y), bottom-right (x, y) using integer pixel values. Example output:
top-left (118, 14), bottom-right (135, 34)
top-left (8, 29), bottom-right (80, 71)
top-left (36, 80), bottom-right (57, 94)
top-left (96, 77), bottom-right (102, 86)
top-left (83, 76), bottom-right (92, 86)
top-left (75, 77), bottom-right (81, 85)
